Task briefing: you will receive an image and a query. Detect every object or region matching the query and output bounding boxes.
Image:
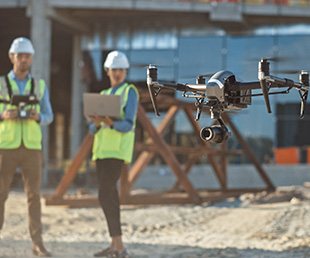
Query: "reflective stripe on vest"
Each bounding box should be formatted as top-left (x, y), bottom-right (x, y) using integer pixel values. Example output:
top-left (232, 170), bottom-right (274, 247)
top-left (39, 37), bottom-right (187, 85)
top-left (0, 75), bottom-right (45, 150)
top-left (92, 83), bottom-right (139, 163)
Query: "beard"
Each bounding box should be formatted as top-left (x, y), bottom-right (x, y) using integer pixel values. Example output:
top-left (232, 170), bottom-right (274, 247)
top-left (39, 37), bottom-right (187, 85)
top-left (18, 63), bottom-right (31, 73)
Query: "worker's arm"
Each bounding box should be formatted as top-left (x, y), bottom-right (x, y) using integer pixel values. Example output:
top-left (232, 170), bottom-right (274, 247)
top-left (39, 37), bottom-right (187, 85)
top-left (112, 87), bottom-right (138, 133)
top-left (88, 88), bottom-right (138, 134)
top-left (38, 84), bottom-right (54, 126)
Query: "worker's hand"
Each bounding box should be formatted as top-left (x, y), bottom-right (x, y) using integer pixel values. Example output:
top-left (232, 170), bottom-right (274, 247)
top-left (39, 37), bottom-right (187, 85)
top-left (1, 109), bottom-right (18, 120)
top-left (88, 114), bottom-right (114, 128)
top-left (28, 109), bottom-right (40, 122)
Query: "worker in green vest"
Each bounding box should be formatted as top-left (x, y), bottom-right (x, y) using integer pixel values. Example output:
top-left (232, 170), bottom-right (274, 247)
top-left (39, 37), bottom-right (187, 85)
top-left (88, 51), bottom-right (139, 258)
top-left (0, 37), bottom-right (53, 257)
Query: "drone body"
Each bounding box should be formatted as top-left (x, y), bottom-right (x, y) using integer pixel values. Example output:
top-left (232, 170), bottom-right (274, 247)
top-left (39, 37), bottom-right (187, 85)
top-left (146, 59), bottom-right (309, 144)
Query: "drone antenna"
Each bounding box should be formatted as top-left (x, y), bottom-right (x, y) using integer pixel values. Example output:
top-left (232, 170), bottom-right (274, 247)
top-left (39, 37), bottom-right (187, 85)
top-left (259, 58), bottom-right (272, 113)
top-left (147, 65), bottom-right (160, 116)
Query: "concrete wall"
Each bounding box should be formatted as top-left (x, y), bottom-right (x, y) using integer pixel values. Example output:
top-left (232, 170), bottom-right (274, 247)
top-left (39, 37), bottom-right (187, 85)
top-left (133, 164), bottom-right (310, 190)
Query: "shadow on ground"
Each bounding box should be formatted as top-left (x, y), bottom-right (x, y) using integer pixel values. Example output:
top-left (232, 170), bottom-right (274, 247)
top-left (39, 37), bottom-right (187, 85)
top-left (1, 240), bottom-right (310, 258)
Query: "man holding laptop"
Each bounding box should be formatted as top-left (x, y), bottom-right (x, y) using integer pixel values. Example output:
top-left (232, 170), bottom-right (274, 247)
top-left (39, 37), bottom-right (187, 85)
top-left (87, 51), bottom-right (139, 258)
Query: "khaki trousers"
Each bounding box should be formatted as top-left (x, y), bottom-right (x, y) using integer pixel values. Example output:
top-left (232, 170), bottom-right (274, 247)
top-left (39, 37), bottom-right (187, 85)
top-left (0, 144), bottom-right (43, 244)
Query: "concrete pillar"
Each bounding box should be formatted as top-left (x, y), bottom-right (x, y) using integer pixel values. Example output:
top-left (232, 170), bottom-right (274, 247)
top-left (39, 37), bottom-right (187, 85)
top-left (29, 0), bottom-right (52, 186)
top-left (70, 35), bottom-right (85, 159)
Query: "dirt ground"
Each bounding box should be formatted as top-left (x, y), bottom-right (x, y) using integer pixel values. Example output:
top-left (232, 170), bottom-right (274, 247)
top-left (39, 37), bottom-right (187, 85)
top-left (1, 185), bottom-right (310, 258)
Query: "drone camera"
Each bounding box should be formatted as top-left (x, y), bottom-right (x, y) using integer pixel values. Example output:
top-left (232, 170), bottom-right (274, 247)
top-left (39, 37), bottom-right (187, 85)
top-left (200, 125), bottom-right (228, 144)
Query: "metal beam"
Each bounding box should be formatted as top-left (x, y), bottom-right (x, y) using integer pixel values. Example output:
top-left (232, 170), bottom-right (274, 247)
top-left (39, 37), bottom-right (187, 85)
top-left (47, 0), bottom-right (310, 18)
top-left (0, 0), bottom-right (29, 8)
top-left (46, 7), bottom-right (90, 34)
top-left (49, 0), bottom-right (134, 9)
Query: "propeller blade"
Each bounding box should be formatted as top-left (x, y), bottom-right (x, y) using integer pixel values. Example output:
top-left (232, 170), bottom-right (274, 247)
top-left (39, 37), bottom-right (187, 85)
top-left (179, 73), bottom-right (215, 81)
top-left (198, 73), bottom-right (215, 78)
top-left (131, 63), bottom-right (172, 69)
top-left (246, 56), bottom-right (294, 63)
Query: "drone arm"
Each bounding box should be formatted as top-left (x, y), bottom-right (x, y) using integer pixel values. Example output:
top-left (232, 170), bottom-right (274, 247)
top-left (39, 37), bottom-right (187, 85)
top-left (230, 78), bottom-right (301, 91)
top-left (266, 75), bottom-right (302, 89)
top-left (155, 80), bottom-right (188, 91)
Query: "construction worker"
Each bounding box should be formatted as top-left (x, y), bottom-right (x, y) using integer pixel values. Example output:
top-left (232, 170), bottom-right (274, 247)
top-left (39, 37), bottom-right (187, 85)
top-left (0, 37), bottom-right (53, 257)
top-left (88, 51), bottom-right (139, 258)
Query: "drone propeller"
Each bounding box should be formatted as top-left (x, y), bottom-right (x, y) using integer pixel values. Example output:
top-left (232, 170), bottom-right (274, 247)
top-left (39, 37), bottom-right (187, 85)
top-left (197, 73), bottom-right (215, 78)
top-left (130, 62), bottom-right (172, 69)
top-left (179, 72), bottom-right (214, 81)
top-left (246, 56), bottom-right (293, 63)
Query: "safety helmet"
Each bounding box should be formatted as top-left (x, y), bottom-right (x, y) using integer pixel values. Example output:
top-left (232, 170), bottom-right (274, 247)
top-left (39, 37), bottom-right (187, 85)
top-left (8, 37), bottom-right (35, 55)
top-left (104, 51), bottom-right (129, 69)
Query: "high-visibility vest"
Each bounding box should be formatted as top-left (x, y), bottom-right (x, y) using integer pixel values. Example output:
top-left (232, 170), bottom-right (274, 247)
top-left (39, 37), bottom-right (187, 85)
top-left (92, 83), bottom-right (139, 163)
top-left (0, 74), bottom-right (45, 150)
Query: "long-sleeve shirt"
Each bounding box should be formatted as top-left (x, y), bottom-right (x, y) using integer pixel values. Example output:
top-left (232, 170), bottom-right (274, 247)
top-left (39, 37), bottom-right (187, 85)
top-left (89, 82), bottom-right (138, 134)
top-left (3, 70), bottom-right (54, 126)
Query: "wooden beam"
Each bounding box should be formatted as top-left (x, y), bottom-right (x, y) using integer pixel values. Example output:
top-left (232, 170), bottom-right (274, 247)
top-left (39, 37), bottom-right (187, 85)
top-left (137, 105), bottom-right (201, 204)
top-left (46, 6), bottom-right (90, 34)
top-left (46, 188), bottom-right (269, 207)
top-left (222, 113), bottom-right (275, 191)
top-left (183, 106), bottom-right (227, 189)
top-left (171, 156), bottom-right (199, 192)
top-left (124, 104), bottom-right (180, 194)
top-left (52, 133), bottom-right (94, 199)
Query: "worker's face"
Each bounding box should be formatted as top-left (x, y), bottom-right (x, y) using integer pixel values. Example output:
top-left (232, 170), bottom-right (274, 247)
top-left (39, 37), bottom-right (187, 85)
top-left (106, 68), bottom-right (127, 87)
top-left (10, 53), bottom-right (33, 73)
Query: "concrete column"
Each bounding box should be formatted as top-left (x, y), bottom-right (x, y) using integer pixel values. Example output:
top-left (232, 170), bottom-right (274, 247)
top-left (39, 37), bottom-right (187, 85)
top-left (29, 0), bottom-right (52, 186)
top-left (70, 35), bottom-right (85, 159)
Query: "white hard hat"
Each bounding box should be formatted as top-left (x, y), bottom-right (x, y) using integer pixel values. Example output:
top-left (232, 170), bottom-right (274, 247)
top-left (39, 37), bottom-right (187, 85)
top-left (104, 51), bottom-right (129, 69)
top-left (9, 37), bottom-right (35, 55)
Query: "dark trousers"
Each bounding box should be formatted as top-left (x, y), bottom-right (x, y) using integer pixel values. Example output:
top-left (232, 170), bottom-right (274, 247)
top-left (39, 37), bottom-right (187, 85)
top-left (0, 145), bottom-right (43, 244)
top-left (96, 158), bottom-right (124, 237)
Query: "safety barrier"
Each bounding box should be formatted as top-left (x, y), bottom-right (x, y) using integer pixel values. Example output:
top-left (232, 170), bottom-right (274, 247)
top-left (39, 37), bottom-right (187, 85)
top-left (274, 147), bottom-right (310, 164)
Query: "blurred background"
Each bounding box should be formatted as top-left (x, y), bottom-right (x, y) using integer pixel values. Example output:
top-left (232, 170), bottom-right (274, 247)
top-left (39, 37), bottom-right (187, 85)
top-left (1, 0), bottom-right (310, 188)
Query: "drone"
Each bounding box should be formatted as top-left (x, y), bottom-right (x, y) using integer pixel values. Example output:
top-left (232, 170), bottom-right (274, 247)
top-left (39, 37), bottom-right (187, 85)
top-left (146, 58), bottom-right (309, 144)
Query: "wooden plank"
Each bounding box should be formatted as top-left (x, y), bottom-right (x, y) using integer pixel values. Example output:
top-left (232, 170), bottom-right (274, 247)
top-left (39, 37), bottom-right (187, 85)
top-left (53, 133), bottom-right (94, 199)
top-left (45, 188), bottom-right (269, 207)
top-left (183, 106), bottom-right (227, 188)
top-left (171, 156), bottom-right (199, 191)
top-left (137, 105), bottom-right (201, 204)
top-left (46, 7), bottom-right (90, 34)
top-left (125, 104), bottom-right (180, 194)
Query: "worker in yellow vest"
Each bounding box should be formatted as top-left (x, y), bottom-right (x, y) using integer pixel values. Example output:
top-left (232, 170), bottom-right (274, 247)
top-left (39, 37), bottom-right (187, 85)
top-left (0, 37), bottom-right (53, 257)
top-left (88, 51), bottom-right (139, 258)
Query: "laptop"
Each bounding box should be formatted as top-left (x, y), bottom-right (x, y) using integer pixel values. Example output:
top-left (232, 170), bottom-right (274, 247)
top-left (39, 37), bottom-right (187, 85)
top-left (83, 93), bottom-right (121, 119)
